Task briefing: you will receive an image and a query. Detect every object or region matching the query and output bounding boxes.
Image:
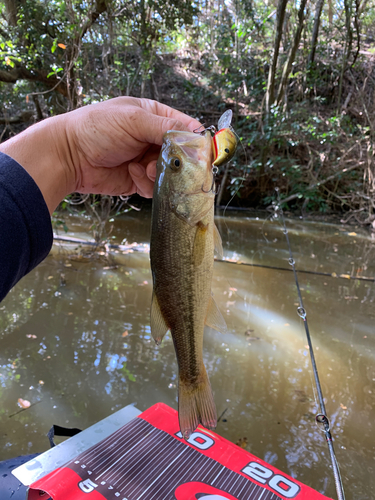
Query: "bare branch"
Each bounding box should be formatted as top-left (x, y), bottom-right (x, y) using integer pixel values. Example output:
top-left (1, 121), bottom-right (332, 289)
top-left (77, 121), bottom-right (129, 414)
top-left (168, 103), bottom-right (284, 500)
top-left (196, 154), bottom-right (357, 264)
top-left (0, 66), bottom-right (68, 96)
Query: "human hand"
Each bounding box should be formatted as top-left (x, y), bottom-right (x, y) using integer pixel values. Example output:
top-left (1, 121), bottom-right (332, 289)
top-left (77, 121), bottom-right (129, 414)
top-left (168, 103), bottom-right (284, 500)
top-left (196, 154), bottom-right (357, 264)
top-left (62, 97), bottom-right (201, 198)
top-left (0, 97), bottom-right (201, 213)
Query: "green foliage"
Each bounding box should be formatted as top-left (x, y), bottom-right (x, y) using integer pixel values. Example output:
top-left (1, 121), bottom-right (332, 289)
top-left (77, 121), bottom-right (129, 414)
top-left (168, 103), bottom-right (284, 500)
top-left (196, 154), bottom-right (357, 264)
top-left (1, 0), bottom-right (374, 220)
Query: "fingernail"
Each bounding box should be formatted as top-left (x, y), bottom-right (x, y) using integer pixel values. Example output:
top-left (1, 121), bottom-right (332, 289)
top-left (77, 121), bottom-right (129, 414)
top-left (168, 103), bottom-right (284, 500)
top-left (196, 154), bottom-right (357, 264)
top-left (129, 162), bottom-right (144, 178)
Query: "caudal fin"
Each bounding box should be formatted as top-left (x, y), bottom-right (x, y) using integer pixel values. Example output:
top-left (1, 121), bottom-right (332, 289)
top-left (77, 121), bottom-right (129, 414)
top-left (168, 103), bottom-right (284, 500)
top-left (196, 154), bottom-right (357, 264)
top-left (178, 367), bottom-right (217, 440)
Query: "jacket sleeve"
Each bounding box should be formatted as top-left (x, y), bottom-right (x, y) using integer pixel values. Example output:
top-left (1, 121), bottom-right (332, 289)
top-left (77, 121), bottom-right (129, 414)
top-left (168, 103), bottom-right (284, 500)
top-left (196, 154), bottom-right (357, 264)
top-left (0, 151), bottom-right (53, 302)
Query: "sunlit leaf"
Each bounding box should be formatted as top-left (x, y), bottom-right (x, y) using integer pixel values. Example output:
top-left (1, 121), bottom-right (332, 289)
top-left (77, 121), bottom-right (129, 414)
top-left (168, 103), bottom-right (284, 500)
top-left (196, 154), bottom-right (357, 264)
top-left (57, 43), bottom-right (66, 49)
top-left (5, 56), bottom-right (14, 67)
top-left (51, 39), bottom-right (58, 53)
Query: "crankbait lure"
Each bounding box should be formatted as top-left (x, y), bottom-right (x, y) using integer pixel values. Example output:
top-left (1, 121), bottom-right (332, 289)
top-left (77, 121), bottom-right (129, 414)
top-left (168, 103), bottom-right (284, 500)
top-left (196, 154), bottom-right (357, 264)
top-left (212, 109), bottom-right (238, 167)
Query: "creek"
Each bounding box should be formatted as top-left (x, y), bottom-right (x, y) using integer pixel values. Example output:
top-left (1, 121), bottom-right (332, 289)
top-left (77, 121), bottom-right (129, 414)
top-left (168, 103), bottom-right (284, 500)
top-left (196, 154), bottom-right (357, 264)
top-left (0, 208), bottom-right (374, 499)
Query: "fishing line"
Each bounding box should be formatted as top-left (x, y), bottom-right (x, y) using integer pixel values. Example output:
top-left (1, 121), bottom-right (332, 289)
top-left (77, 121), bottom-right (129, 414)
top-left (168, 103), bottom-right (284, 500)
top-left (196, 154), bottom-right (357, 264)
top-left (221, 127), bottom-right (248, 219)
top-left (215, 125), bottom-right (250, 265)
top-left (274, 187), bottom-right (346, 500)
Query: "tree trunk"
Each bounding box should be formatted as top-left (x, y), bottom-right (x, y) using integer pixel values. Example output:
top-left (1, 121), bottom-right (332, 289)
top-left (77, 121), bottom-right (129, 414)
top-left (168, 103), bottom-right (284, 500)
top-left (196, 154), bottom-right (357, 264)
top-left (351, 0), bottom-right (361, 67)
top-left (344, 0), bottom-right (353, 63)
top-left (337, 0), bottom-right (353, 110)
top-left (308, 0), bottom-right (325, 65)
top-left (32, 94), bottom-right (44, 121)
top-left (328, 0), bottom-right (333, 25)
top-left (4, 0), bottom-right (19, 26)
top-left (265, 0), bottom-right (289, 113)
top-left (276, 0), bottom-right (309, 105)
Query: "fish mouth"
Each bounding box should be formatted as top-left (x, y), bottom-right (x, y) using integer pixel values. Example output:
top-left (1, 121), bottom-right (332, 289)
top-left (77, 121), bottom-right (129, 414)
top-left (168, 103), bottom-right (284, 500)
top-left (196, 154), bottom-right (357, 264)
top-left (164, 130), bottom-right (213, 167)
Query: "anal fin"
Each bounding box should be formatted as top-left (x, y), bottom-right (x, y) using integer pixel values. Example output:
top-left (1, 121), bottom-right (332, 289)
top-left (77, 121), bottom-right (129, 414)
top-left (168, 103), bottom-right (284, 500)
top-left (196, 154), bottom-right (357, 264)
top-left (150, 293), bottom-right (169, 345)
top-left (193, 221), bottom-right (208, 267)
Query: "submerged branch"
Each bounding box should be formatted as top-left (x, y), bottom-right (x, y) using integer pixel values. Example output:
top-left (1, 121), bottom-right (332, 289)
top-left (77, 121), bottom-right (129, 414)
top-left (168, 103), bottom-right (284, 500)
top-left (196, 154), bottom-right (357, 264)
top-left (273, 162), bottom-right (364, 207)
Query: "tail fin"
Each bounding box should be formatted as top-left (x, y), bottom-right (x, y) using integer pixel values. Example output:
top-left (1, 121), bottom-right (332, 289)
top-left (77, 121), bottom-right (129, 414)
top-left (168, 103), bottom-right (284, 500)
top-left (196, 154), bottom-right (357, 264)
top-left (178, 367), bottom-right (217, 440)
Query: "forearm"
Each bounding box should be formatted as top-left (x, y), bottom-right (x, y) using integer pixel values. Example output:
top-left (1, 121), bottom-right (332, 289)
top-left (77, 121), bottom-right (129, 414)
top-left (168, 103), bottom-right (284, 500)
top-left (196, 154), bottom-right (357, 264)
top-left (0, 152), bottom-right (53, 301)
top-left (0, 115), bottom-right (74, 214)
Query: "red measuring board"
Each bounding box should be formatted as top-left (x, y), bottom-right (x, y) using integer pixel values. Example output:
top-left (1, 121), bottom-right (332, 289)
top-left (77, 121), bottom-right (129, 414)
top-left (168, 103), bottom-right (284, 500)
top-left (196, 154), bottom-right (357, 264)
top-left (27, 403), bottom-right (331, 500)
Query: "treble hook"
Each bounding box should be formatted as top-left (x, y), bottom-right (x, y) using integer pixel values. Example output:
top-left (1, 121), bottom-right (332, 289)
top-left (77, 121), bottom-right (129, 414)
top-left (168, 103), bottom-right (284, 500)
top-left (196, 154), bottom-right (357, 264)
top-left (193, 124), bottom-right (206, 134)
top-left (201, 166), bottom-right (218, 194)
top-left (194, 124), bottom-right (217, 136)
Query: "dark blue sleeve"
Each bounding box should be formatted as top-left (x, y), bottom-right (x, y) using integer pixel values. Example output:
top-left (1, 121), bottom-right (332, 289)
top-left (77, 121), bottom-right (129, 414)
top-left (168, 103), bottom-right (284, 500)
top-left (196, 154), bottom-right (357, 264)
top-left (0, 151), bottom-right (53, 302)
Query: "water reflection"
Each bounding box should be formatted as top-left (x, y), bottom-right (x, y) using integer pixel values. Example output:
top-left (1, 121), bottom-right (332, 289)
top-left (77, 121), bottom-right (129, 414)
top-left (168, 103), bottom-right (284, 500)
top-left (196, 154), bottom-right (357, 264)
top-left (0, 210), bottom-right (374, 499)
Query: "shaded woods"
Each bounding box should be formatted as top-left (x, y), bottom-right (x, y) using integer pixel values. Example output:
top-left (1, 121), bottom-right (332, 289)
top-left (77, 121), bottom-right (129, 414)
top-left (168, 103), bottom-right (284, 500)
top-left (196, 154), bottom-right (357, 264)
top-left (1, 0), bottom-right (375, 224)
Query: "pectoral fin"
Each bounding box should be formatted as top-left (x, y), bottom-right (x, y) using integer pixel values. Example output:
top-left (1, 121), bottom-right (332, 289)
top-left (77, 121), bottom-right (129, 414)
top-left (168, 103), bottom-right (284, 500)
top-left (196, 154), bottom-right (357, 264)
top-left (213, 223), bottom-right (223, 259)
top-left (150, 293), bottom-right (169, 345)
top-left (205, 296), bottom-right (227, 334)
top-left (193, 222), bottom-right (208, 267)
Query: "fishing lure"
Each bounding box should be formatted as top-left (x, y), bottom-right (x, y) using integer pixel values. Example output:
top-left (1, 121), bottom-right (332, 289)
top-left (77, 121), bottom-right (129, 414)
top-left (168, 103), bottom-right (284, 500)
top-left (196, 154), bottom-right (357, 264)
top-left (212, 109), bottom-right (238, 167)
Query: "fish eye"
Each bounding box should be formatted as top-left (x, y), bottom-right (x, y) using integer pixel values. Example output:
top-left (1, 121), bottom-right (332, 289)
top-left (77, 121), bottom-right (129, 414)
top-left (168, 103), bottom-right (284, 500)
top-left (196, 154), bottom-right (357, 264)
top-left (225, 148), bottom-right (230, 154)
top-left (170, 157), bottom-right (182, 171)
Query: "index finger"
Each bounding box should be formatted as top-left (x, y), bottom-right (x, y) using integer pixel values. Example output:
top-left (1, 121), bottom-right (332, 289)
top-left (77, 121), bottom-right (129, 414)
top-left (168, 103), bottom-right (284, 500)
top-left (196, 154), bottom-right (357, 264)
top-left (136, 99), bottom-right (202, 132)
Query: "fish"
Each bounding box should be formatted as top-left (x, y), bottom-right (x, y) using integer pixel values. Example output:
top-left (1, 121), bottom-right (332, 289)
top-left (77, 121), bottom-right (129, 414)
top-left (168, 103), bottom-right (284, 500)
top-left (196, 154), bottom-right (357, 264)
top-left (212, 109), bottom-right (238, 167)
top-left (150, 129), bottom-right (227, 440)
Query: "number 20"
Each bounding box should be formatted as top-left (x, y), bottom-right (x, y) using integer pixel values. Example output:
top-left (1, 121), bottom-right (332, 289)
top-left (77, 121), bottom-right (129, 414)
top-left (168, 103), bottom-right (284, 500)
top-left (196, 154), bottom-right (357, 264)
top-left (242, 462), bottom-right (300, 498)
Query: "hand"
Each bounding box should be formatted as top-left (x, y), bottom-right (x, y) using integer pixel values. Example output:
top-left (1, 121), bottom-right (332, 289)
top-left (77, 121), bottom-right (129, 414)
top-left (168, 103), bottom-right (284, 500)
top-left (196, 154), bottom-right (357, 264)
top-left (0, 97), bottom-right (201, 213)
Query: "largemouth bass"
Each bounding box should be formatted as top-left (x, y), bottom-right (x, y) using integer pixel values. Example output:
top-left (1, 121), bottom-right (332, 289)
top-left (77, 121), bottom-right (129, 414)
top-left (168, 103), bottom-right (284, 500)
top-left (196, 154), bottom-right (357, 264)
top-left (150, 129), bottom-right (227, 440)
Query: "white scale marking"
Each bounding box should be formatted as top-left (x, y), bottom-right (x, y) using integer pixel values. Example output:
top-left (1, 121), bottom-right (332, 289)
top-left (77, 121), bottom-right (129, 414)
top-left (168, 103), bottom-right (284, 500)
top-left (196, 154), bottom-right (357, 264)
top-left (95, 428), bottom-right (157, 480)
top-left (135, 447), bottom-right (189, 500)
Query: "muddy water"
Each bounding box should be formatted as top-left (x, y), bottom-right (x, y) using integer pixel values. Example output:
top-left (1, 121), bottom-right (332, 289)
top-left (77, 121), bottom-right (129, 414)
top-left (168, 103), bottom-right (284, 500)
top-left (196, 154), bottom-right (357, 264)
top-left (0, 209), bottom-right (374, 499)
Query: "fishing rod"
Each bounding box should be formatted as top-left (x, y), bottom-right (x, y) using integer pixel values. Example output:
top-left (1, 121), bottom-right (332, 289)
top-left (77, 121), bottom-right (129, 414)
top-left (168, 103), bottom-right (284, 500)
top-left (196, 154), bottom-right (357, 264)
top-left (274, 188), bottom-right (346, 500)
top-left (215, 258), bottom-right (375, 282)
